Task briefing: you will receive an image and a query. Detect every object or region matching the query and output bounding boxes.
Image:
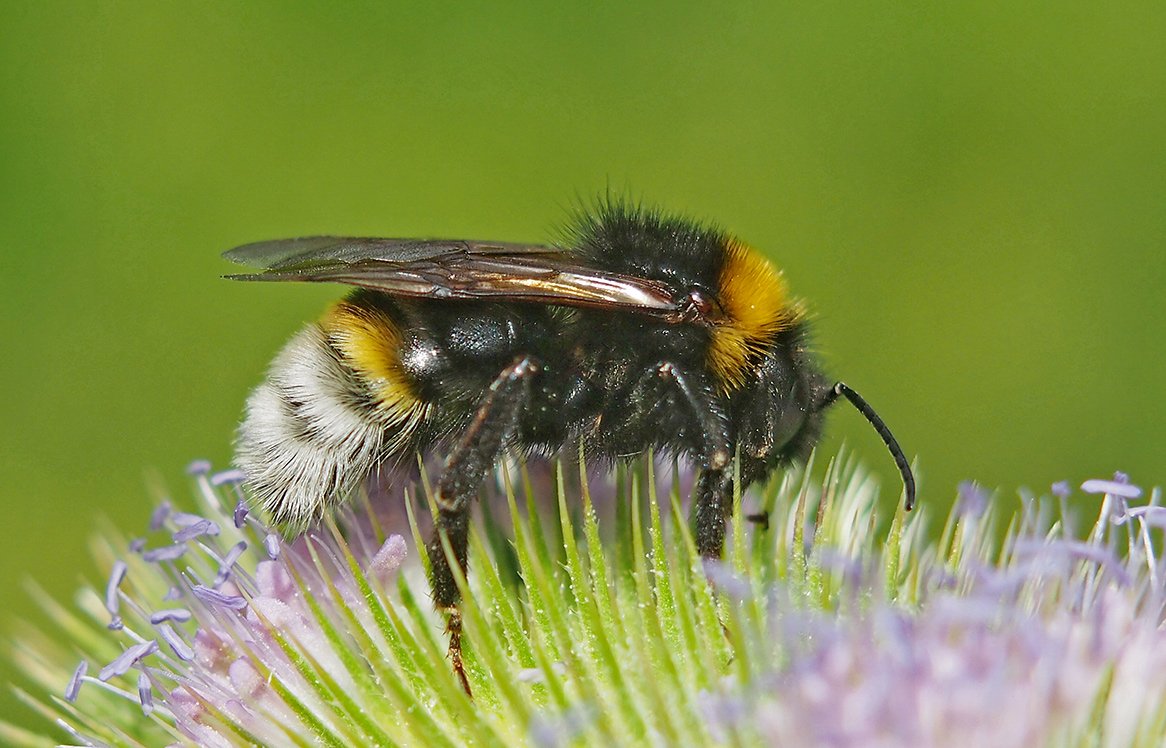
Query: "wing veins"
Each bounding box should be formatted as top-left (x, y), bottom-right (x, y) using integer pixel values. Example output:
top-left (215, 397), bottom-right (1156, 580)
top-left (224, 238), bottom-right (681, 315)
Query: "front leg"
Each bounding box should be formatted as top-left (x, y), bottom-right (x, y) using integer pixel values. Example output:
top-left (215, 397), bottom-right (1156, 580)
top-left (427, 355), bottom-right (539, 696)
top-left (650, 362), bottom-right (735, 559)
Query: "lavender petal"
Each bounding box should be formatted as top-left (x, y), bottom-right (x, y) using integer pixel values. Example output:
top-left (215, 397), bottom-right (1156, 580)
top-left (368, 535), bottom-right (408, 580)
top-left (1012, 538), bottom-right (1122, 569)
top-left (64, 660), bottom-right (87, 702)
top-left (264, 533), bottom-right (281, 560)
top-left (149, 608), bottom-right (192, 624)
top-left (1110, 500), bottom-right (1166, 524)
top-left (173, 518), bottom-right (221, 542)
top-left (233, 500), bottom-right (249, 528)
top-left (142, 544), bottom-right (187, 563)
top-left (186, 459), bottom-right (213, 476)
top-left (158, 622), bottom-right (195, 661)
top-left (1131, 506), bottom-right (1166, 529)
top-left (138, 670), bottom-right (154, 715)
top-left (213, 541), bottom-right (248, 587)
top-left (702, 559), bottom-right (751, 600)
top-left (193, 584), bottom-right (248, 610)
top-left (210, 468), bottom-right (247, 487)
top-left (105, 560), bottom-right (127, 616)
top-left (170, 511), bottom-right (210, 528)
top-left (148, 501), bottom-right (172, 531)
top-left (98, 640), bottom-right (158, 681)
top-left (956, 480), bottom-right (989, 517)
top-left (1081, 478), bottom-right (1143, 499)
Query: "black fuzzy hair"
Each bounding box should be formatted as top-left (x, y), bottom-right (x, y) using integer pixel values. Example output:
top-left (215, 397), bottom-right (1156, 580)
top-left (561, 196), bottom-right (730, 289)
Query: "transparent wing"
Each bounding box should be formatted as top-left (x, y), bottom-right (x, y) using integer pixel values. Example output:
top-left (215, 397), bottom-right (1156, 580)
top-left (223, 236), bottom-right (680, 314)
top-left (223, 236), bottom-right (563, 270)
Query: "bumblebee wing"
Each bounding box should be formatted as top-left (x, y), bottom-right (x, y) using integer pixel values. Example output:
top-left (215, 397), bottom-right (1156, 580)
top-left (224, 236), bottom-right (680, 314)
top-left (223, 236), bottom-right (557, 270)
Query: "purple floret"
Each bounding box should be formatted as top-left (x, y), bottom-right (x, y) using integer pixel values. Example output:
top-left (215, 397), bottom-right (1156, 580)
top-left (98, 640), bottom-right (158, 682)
top-left (233, 500), bottom-right (249, 528)
top-left (213, 541), bottom-right (248, 587)
top-left (158, 622), bottom-right (195, 661)
top-left (142, 544), bottom-right (188, 563)
top-left (105, 560), bottom-right (128, 615)
top-left (210, 469), bottom-right (247, 487)
top-left (957, 480), bottom-right (989, 517)
top-left (64, 660), bottom-right (87, 702)
top-left (1081, 478), bottom-right (1143, 499)
top-left (149, 608), bottom-right (192, 624)
top-left (173, 519), bottom-right (222, 543)
top-left (186, 459), bottom-right (213, 476)
top-left (170, 511), bottom-right (210, 528)
top-left (1123, 505), bottom-right (1166, 529)
top-left (148, 501), bottom-right (172, 532)
top-left (192, 584), bottom-right (247, 610)
top-left (138, 670), bottom-right (154, 715)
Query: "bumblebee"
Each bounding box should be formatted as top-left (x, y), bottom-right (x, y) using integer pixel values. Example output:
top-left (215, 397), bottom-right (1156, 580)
top-left (225, 200), bottom-right (915, 694)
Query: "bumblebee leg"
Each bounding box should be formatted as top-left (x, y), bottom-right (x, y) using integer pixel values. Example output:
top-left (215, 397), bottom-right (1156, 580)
top-left (655, 363), bottom-right (732, 466)
top-left (650, 362), bottom-right (734, 559)
top-left (427, 356), bottom-right (540, 697)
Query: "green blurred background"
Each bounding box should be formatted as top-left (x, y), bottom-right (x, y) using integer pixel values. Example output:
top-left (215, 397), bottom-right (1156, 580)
top-left (3, 0), bottom-right (1164, 722)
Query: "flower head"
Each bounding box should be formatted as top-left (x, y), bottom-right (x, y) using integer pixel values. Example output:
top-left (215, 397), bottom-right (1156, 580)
top-left (4, 457), bottom-right (1166, 747)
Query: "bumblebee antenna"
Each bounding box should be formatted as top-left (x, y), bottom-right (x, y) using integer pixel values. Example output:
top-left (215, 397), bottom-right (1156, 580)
top-left (820, 382), bottom-right (916, 511)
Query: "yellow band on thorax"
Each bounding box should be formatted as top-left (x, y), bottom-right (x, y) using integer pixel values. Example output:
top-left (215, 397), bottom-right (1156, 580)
top-left (708, 239), bottom-right (802, 392)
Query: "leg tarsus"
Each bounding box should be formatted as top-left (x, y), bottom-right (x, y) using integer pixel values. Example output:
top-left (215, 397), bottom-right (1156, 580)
top-left (442, 605), bottom-right (473, 697)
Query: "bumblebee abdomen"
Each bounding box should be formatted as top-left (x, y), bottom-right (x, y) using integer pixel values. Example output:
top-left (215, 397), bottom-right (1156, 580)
top-left (324, 297), bottom-right (434, 447)
top-left (291, 291), bottom-right (577, 457)
top-left (235, 324), bottom-right (398, 534)
top-left (236, 294), bottom-right (445, 533)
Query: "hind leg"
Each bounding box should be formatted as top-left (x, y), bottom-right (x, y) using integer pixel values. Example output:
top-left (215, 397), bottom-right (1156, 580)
top-left (426, 356), bottom-right (539, 696)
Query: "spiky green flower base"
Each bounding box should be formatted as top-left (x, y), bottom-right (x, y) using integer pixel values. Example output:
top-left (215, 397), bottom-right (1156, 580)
top-left (5, 456), bottom-right (1166, 746)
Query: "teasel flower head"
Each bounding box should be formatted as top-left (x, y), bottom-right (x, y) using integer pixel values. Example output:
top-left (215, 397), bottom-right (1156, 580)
top-left (4, 456), bottom-right (1166, 747)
